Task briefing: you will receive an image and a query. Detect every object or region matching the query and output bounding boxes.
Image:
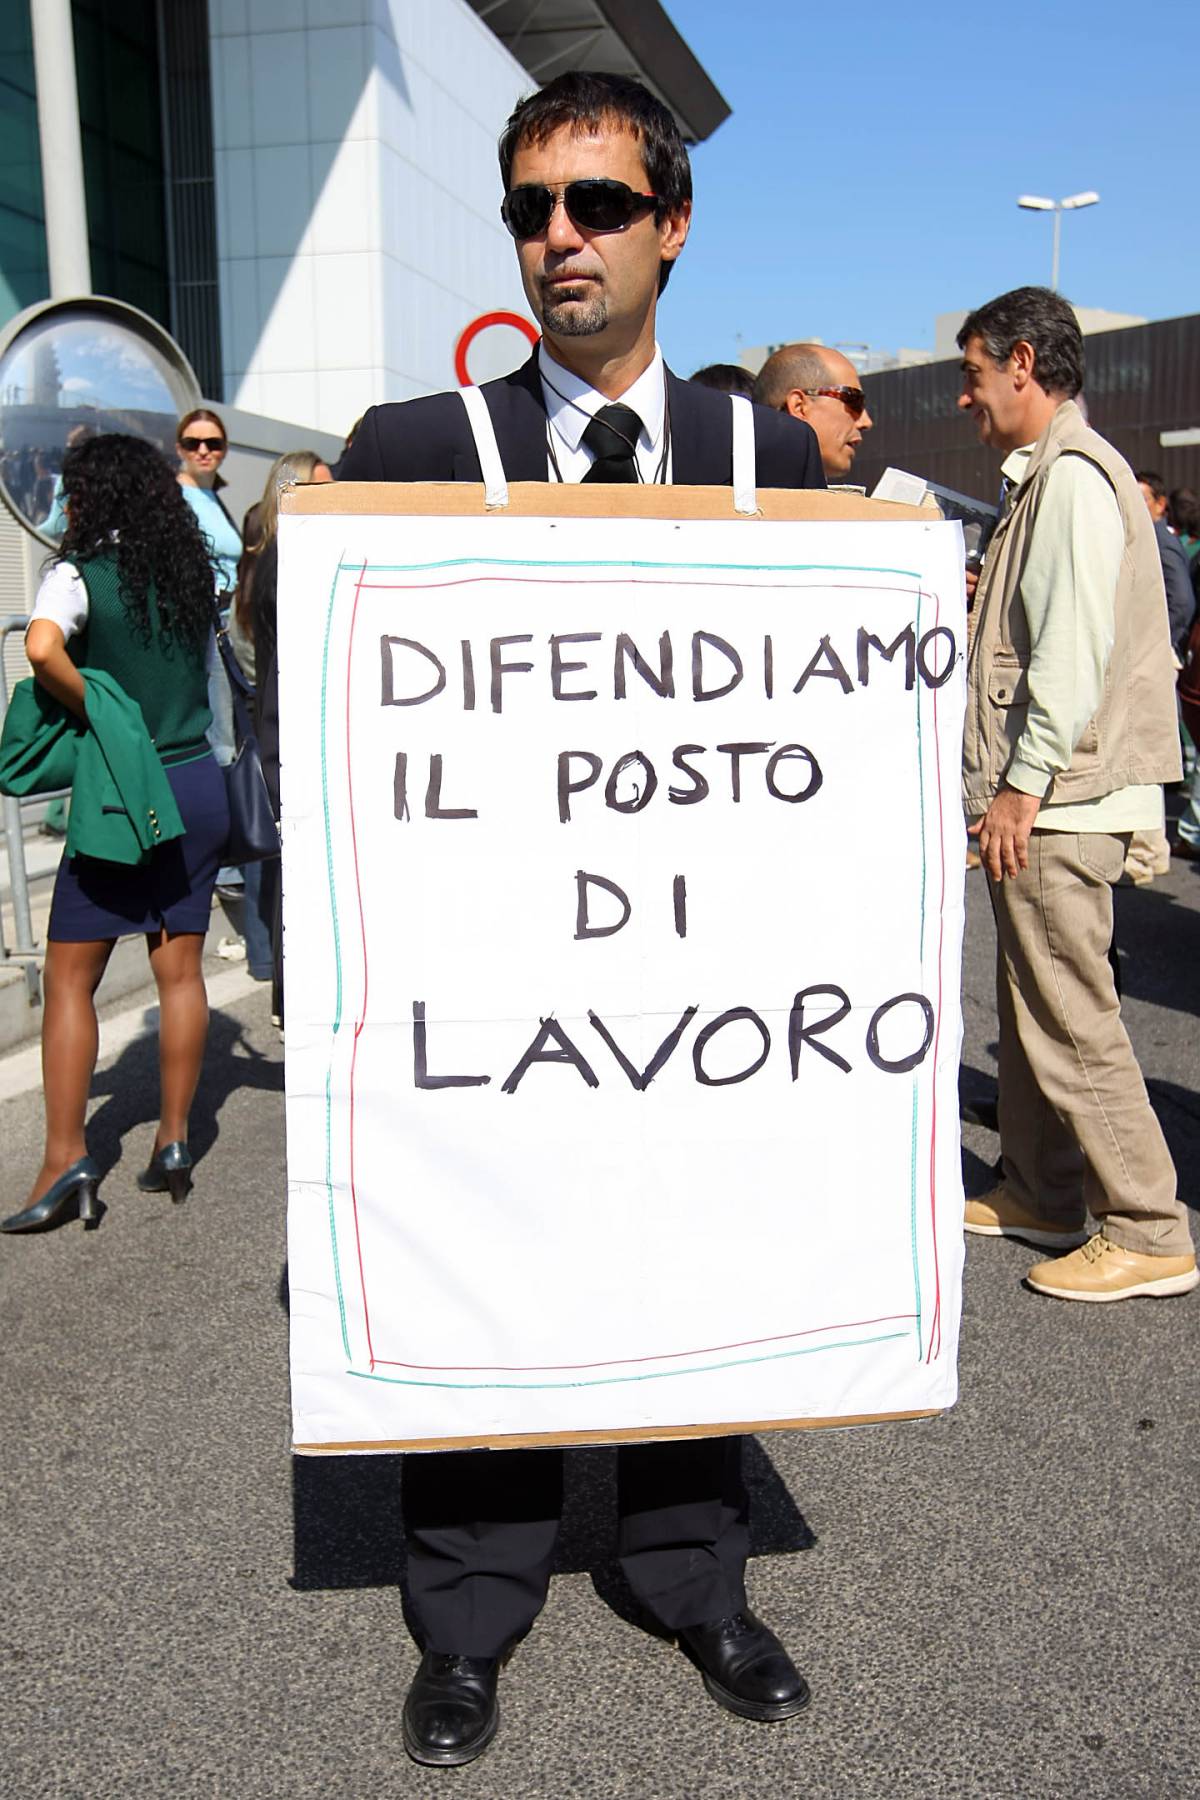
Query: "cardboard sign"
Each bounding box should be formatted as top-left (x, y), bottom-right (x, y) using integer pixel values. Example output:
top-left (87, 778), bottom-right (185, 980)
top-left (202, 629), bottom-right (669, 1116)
top-left (280, 486), bottom-right (967, 1453)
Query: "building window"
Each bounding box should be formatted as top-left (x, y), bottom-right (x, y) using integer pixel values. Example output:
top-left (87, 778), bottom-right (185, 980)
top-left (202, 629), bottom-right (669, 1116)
top-left (0, 0), bottom-right (222, 398)
top-left (0, 0), bottom-right (50, 325)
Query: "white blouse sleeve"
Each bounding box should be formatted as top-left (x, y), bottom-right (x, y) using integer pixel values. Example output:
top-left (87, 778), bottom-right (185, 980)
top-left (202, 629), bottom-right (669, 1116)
top-left (30, 561), bottom-right (89, 643)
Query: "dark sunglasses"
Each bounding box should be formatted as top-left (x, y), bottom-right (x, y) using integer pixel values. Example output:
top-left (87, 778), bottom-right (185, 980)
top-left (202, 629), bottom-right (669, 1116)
top-left (501, 179), bottom-right (659, 240)
top-left (800, 386), bottom-right (867, 419)
top-left (180, 435), bottom-right (225, 453)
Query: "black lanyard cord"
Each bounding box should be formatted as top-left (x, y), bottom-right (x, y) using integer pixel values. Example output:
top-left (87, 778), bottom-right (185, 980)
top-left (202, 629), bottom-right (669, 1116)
top-left (541, 372), bottom-right (670, 485)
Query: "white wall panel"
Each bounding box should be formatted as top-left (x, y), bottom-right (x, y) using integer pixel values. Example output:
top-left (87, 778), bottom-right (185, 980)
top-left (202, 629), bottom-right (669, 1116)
top-left (253, 146), bottom-right (316, 259)
top-left (212, 33), bottom-right (252, 150)
top-left (316, 367), bottom-right (379, 433)
top-left (244, 0), bottom-right (295, 33)
top-left (258, 370), bottom-right (320, 426)
top-left (218, 148), bottom-right (259, 260)
top-left (249, 31), bottom-right (309, 147)
top-left (308, 139), bottom-right (375, 256)
top-left (306, 26), bottom-right (370, 142)
top-left (222, 256), bottom-right (262, 374)
top-left (213, 0), bottom-right (533, 432)
top-left (313, 253), bottom-right (377, 371)
top-left (210, 0), bottom-right (249, 36)
top-left (257, 255), bottom-right (318, 369)
top-left (307, 0), bottom-right (372, 25)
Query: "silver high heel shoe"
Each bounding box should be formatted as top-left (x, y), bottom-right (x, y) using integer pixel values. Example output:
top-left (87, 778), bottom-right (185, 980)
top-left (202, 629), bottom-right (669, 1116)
top-left (136, 1140), bottom-right (193, 1203)
top-left (0, 1157), bottom-right (102, 1233)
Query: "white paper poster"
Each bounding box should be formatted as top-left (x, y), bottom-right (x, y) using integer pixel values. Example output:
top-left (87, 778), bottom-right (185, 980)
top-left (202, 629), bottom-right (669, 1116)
top-left (279, 506), bottom-right (967, 1451)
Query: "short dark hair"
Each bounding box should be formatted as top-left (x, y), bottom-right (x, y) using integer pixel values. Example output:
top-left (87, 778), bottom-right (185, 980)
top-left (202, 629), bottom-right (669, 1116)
top-left (1168, 486), bottom-right (1200, 535)
top-left (1135, 470), bottom-right (1166, 502)
top-left (690, 362), bottom-right (756, 398)
top-left (498, 71), bottom-right (691, 293)
top-left (956, 286), bottom-right (1084, 399)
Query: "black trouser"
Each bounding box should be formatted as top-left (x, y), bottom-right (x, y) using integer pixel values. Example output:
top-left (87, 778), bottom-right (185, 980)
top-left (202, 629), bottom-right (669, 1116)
top-left (403, 1437), bottom-right (749, 1656)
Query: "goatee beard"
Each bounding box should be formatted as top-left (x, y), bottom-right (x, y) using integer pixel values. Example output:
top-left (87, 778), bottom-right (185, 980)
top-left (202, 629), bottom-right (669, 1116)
top-left (541, 291), bottom-right (608, 337)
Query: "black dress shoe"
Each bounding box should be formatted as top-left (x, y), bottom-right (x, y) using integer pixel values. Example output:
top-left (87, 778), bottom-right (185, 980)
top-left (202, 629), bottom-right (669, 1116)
top-left (402, 1651), bottom-right (501, 1766)
top-left (678, 1611), bottom-right (811, 1722)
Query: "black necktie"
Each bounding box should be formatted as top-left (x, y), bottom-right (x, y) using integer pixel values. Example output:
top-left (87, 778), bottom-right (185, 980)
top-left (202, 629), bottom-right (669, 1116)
top-left (581, 403), bottom-right (643, 483)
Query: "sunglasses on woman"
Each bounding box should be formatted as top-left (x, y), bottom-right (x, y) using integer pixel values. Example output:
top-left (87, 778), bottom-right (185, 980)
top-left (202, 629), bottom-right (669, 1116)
top-left (501, 179), bottom-right (660, 241)
top-left (800, 386), bottom-right (867, 419)
top-left (179, 435), bottom-right (225, 453)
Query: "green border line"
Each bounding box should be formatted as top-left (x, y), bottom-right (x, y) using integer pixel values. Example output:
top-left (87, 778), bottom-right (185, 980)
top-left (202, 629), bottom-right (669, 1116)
top-left (910, 584), bottom-right (927, 1356)
top-left (341, 554), bottom-right (923, 579)
top-left (320, 550), bottom-right (351, 1359)
top-left (346, 1331), bottom-right (910, 1391)
top-left (319, 548), bottom-right (932, 1378)
top-left (909, 1081), bottom-right (922, 1357)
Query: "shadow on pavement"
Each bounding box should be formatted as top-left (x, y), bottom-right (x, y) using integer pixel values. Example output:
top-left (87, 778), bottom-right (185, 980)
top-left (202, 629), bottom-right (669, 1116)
top-left (84, 1007), bottom-right (282, 1175)
top-left (290, 1454), bottom-right (404, 1592)
top-left (959, 1063), bottom-right (999, 1132)
top-left (962, 1145), bottom-right (1002, 1196)
top-left (1112, 877), bottom-right (1200, 1019)
top-left (1146, 1078), bottom-right (1200, 1211)
top-left (290, 1436), bottom-right (814, 1645)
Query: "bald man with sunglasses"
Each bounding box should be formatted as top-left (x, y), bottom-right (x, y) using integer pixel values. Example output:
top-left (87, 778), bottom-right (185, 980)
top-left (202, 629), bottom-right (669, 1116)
top-left (754, 344), bottom-right (874, 480)
top-left (339, 68), bottom-right (822, 1770)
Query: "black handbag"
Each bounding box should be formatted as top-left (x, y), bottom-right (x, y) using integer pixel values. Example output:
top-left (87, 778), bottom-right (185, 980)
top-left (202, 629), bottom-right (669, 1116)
top-left (210, 601), bottom-right (281, 864)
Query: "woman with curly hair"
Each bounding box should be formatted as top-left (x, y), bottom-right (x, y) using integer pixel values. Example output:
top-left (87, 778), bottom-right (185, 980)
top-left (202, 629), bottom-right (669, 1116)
top-left (1, 434), bottom-right (230, 1233)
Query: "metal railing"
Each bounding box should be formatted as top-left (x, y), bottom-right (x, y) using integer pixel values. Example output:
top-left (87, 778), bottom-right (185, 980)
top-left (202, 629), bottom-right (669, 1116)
top-left (1, 614), bottom-right (64, 1003)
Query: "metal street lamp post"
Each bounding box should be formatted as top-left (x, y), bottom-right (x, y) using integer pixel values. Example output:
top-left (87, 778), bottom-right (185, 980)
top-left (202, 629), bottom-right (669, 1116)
top-left (1017, 191), bottom-right (1100, 291)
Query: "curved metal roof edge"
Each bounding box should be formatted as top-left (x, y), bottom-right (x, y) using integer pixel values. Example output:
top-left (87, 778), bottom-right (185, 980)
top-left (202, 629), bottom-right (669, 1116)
top-left (592, 0), bottom-right (731, 143)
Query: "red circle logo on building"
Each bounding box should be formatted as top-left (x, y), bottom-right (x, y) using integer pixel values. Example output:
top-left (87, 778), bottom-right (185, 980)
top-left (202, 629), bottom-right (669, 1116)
top-left (454, 311), bottom-right (540, 386)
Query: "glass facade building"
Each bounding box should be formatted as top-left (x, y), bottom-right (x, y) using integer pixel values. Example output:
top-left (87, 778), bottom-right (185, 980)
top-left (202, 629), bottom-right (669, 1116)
top-left (0, 3), bottom-right (48, 325)
top-left (73, 0), bottom-right (170, 328)
top-left (0, 0), bottom-right (220, 395)
top-left (1, 0), bottom-right (721, 430)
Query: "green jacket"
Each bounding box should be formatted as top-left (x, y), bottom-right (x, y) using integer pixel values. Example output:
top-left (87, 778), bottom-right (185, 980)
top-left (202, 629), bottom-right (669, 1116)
top-left (0, 669), bottom-right (185, 865)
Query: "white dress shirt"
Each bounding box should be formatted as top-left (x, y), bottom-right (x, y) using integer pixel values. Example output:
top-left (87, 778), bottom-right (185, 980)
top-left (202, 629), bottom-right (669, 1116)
top-left (538, 342), bottom-right (672, 483)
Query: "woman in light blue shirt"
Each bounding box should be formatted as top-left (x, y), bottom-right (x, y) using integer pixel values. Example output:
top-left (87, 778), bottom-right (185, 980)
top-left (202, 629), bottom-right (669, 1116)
top-left (176, 408), bottom-right (242, 876)
top-left (175, 407), bottom-right (241, 593)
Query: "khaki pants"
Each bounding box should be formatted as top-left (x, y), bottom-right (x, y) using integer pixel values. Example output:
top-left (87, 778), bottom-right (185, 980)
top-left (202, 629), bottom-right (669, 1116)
top-left (990, 830), bottom-right (1193, 1257)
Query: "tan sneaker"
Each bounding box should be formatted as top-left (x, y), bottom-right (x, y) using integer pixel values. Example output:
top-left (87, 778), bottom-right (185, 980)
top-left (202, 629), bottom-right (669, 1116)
top-left (963, 1185), bottom-right (1088, 1249)
top-left (1026, 1235), bottom-right (1200, 1302)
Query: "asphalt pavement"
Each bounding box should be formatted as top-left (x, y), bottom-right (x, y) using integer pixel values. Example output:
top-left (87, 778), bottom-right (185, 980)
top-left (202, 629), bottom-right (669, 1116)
top-left (2, 845), bottom-right (1199, 1800)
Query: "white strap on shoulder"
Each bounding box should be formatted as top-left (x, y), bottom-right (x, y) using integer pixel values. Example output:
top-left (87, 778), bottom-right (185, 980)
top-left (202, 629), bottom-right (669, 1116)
top-left (459, 385), bottom-right (509, 507)
top-left (730, 393), bottom-right (758, 515)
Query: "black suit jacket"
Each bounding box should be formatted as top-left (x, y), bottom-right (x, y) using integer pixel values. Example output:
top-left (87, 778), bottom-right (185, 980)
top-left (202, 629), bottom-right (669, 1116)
top-left (338, 348), bottom-right (825, 490)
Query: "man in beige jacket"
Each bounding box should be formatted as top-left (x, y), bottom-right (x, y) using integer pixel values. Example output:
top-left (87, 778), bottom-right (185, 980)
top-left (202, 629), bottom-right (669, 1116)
top-left (957, 286), bottom-right (1196, 1302)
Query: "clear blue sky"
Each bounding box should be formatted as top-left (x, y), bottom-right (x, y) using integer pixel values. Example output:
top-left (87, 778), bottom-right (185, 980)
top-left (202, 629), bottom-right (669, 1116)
top-left (656, 0), bottom-right (1198, 374)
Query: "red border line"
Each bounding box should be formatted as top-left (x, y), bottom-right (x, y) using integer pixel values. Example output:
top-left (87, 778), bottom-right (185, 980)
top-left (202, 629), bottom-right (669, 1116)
top-left (923, 586), bottom-right (947, 1364)
top-left (359, 575), bottom-right (923, 598)
top-left (370, 1312), bottom-right (918, 1373)
top-left (345, 558), bottom-right (377, 1371)
top-left (339, 571), bottom-right (945, 1376)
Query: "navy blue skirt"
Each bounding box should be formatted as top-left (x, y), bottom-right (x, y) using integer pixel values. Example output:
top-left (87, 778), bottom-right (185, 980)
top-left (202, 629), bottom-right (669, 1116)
top-left (49, 753), bottom-right (230, 942)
